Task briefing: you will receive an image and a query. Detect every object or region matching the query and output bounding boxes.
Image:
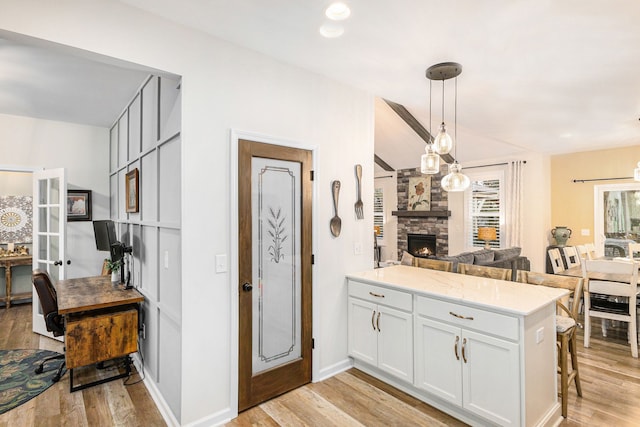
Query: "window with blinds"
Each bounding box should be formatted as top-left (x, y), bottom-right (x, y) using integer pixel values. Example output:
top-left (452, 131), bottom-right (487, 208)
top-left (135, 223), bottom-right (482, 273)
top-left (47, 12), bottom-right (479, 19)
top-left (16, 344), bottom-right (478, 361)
top-left (374, 187), bottom-right (384, 238)
top-left (467, 176), bottom-right (503, 248)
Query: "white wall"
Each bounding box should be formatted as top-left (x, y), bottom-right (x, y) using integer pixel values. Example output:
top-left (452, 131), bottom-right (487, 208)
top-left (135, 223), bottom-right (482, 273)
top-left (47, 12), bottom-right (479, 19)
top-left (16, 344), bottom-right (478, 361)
top-left (0, 2), bottom-right (374, 425)
top-left (0, 113), bottom-right (110, 279)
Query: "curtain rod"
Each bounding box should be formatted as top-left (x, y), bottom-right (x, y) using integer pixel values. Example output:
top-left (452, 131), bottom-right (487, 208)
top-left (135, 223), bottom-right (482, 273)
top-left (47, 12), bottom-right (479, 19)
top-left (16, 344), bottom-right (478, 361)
top-left (374, 175), bottom-right (394, 179)
top-left (464, 160), bottom-right (526, 170)
top-left (573, 176), bottom-right (633, 183)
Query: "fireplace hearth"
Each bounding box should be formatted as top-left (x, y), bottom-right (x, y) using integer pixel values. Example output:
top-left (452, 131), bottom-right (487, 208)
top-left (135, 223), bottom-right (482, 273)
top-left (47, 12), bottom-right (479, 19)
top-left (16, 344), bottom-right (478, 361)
top-left (407, 233), bottom-right (437, 258)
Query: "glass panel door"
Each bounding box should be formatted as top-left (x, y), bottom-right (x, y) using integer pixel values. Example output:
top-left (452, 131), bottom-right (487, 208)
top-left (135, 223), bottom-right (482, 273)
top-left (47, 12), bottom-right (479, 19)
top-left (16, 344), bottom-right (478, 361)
top-left (32, 168), bottom-right (66, 338)
top-left (594, 183), bottom-right (640, 257)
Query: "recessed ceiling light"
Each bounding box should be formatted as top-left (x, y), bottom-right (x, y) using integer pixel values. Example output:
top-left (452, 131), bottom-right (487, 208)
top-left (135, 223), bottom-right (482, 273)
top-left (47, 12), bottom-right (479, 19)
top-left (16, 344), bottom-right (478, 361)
top-left (325, 2), bottom-right (351, 21)
top-left (319, 23), bottom-right (345, 38)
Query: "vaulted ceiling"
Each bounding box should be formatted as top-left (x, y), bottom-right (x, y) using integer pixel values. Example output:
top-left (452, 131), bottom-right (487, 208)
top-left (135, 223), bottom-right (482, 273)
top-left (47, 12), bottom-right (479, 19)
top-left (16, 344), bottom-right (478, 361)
top-left (1, 1), bottom-right (639, 171)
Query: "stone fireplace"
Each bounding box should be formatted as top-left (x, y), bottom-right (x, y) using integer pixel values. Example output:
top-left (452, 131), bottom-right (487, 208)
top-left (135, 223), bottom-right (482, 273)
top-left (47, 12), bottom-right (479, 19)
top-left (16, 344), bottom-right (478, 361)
top-left (395, 166), bottom-right (450, 259)
top-left (407, 233), bottom-right (437, 258)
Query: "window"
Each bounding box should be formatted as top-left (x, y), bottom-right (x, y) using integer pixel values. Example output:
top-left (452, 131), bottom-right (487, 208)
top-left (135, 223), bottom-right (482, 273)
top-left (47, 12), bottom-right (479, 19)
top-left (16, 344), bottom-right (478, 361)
top-left (373, 187), bottom-right (384, 238)
top-left (466, 171), bottom-right (504, 249)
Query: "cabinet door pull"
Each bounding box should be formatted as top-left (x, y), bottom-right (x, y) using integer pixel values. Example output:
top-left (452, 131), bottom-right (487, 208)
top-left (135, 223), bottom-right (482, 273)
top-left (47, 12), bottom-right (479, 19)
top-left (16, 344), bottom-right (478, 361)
top-left (449, 311), bottom-right (474, 321)
top-left (454, 335), bottom-right (460, 360)
top-left (369, 291), bottom-right (385, 298)
top-left (462, 338), bottom-right (468, 363)
top-left (371, 310), bottom-right (376, 330)
top-left (376, 311), bottom-right (381, 332)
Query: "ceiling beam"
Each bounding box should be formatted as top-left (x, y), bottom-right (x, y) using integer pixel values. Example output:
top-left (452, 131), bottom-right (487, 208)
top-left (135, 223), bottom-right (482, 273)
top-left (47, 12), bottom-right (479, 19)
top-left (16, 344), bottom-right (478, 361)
top-left (374, 154), bottom-right (394, 171)
top-left (382, 98), bottom-right (455, 164)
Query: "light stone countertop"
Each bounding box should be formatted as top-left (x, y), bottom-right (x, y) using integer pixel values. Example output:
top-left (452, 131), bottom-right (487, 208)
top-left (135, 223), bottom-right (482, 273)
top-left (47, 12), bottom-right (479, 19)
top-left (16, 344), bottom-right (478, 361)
top-left (346, 265), bottom-right (568, 316)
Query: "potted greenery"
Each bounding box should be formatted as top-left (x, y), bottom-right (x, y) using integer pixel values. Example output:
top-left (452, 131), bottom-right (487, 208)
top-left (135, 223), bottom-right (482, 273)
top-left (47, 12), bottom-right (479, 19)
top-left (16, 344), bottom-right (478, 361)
top-left (105, 258), bottom-right (122, 282)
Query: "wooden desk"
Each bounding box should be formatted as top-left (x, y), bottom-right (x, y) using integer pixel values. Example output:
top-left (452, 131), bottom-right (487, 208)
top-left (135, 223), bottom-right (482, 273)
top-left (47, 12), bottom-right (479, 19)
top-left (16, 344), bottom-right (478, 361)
top-left (0, 255), bottom-right (32, 308)
top-left (56, 275), bottom-right (144, 392)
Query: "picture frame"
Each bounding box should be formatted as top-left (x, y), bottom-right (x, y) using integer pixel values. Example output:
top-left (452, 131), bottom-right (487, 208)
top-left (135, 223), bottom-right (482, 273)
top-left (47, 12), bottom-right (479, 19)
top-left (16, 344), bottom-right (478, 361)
top-left (67, 190), bottom-right (92, 221)
top-left (126, 168), bottom-right (139, 213)
top-left (407, 176), bottom-right (431, 211)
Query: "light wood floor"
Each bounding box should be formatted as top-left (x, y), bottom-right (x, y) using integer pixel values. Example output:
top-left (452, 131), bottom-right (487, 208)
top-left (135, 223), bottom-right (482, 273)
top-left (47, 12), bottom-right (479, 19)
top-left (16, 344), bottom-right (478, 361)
top-left (229, 316), bottom-right (640, 427)
top-left (3, 304), bottom-right (640, 426)
top-left (0, 303), bottom-right (166, 427)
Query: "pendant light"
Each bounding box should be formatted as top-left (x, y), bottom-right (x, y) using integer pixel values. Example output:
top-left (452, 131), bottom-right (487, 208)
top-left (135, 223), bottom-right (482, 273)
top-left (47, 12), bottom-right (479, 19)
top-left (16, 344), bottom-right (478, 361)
top-left (421, 79), bottom-right (440, 174)
top-left (425, 62), bottom-right (470, 192)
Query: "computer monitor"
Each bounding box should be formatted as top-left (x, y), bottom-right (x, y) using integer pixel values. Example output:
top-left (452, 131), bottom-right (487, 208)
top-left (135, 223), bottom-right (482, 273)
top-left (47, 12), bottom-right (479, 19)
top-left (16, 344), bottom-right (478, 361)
top-left (93, 220), bottom-right (117, 252)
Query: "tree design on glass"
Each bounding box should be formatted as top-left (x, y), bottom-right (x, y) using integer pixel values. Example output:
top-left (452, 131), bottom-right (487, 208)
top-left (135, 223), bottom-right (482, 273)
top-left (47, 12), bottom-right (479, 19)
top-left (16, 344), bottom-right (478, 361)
top-left (267, 207), bottom-right (287, 263)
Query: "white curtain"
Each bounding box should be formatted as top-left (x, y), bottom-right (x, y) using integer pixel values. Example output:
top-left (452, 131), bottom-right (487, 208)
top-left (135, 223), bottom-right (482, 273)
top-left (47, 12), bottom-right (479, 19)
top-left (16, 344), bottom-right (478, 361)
top-left (507, 161), bottom-right (524, 247)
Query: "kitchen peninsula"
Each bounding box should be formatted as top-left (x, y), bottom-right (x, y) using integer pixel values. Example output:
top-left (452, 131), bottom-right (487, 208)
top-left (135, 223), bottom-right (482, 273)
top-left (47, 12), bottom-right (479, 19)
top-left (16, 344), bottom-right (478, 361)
top-left (346, 265), bottom-right (567, 427)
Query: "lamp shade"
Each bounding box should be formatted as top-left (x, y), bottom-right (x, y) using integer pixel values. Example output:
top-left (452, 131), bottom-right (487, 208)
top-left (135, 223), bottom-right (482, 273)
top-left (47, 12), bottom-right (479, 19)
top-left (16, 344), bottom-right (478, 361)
top-left (477, 227), bottom-right (497, 242)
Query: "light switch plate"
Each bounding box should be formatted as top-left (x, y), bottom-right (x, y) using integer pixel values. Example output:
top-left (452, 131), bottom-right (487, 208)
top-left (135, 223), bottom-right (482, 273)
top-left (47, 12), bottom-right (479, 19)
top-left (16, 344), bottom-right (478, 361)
top-left (581, 228), bottom-right (590, 236)
top-left (216, 254), bottom-right (227, 273)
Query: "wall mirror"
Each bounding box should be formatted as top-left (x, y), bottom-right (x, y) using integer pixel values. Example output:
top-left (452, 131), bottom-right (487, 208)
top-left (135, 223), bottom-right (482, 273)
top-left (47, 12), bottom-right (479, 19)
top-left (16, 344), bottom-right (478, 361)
top-left (594, 183), bottom-right (640, 257)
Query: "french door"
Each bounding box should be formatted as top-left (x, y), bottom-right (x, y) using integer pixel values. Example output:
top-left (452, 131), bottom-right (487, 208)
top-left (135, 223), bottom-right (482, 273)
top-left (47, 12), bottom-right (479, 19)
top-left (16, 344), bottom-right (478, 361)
top-left (32, 168), bottom-right (67, 339)
top-left (237, 139), bottom-right (313, 411)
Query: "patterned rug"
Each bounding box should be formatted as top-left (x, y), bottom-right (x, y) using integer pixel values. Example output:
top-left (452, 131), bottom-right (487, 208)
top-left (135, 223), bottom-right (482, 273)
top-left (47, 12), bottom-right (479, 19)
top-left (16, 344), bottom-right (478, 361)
top-left (0, 349), bottom-right (64, 415)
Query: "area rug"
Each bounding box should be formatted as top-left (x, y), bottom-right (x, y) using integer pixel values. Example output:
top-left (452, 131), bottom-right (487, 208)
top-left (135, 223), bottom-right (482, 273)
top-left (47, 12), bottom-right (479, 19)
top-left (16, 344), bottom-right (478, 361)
top-left (0, 349), bottom-right (64, 415)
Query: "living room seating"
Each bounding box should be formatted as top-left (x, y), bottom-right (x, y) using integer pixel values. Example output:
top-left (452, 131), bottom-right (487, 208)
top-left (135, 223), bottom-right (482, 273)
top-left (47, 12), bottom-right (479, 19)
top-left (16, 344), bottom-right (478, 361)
top-left (31, 269), bottom-right (66, 382)
top-left (413, 258), bottom-right (453, 272)
top-left (437, 247), bottom-right (530, 281)
top-left (518, 270), bottom-right (584, 418)
top-left (458, 264), bottom-right (511, 280)
top-left (581, 259), bottom-right (639, 358)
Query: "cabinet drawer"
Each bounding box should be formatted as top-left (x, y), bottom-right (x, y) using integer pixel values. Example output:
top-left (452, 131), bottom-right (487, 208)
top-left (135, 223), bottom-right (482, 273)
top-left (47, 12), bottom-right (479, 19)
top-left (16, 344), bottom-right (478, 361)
top-left (416, 296), bottom-right (519, 341)
top-left (349, 280), bottom-right (412, 312)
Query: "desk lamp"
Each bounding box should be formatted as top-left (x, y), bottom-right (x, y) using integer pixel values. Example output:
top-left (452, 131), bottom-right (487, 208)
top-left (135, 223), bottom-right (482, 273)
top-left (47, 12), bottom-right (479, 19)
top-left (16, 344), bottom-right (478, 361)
top-left (478, 227), bottom-right (497, 249)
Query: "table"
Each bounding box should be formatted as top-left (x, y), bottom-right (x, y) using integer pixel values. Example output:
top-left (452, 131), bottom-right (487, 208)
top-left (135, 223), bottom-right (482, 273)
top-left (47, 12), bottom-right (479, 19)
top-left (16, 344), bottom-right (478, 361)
top-left (0, 255), bottom-right (32, 308)
top-left (56, 275), bottom-right (144, 391)
top-left (559, 259), bottom-right (639, 283)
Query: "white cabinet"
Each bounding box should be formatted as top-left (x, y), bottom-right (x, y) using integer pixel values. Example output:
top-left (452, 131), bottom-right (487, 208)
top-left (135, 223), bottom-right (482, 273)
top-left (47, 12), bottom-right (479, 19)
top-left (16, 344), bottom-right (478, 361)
top-left (415, 316), bottom-right (520, 426)
top-left (348, 282), bottom-right (413, 383)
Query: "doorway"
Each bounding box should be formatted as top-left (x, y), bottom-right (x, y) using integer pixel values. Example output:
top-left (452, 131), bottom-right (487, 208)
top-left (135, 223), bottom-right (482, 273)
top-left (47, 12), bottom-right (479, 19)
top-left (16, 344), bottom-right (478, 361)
top-left (237, 138), bottom-right (313, 411)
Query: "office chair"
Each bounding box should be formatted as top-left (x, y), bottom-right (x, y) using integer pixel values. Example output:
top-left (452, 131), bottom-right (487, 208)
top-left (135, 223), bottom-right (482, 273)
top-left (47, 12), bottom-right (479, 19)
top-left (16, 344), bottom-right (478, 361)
top-left (31, 269), bottom-right (66, 382)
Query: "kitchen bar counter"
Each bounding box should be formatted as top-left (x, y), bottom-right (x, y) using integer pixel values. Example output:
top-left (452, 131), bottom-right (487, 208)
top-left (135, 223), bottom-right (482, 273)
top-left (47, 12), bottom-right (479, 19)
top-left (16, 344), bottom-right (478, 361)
top-left (347, 265), bottom-right (568, 315)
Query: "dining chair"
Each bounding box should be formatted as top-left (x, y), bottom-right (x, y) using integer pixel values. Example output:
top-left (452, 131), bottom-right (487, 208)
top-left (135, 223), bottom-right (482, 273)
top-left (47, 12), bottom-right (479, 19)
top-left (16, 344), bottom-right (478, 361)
top-left (581, 259), bottom-right (639, 358)
top-left (563, 246), bottom-right (581, 269)
top-left (548, 248), bottom-right (565, 274)
top-left (518, 270), bottom-right (584, 418)
top-left (413, 258), bottom-right (453, 272)
top-left (628, 242), bottom-right (640, 260)
top-left (575, 245), bottom-right (588, 261)
top-left (584, 243), bottom-right (597, 260)
top-left (457, 264), bottom-right (511, 281)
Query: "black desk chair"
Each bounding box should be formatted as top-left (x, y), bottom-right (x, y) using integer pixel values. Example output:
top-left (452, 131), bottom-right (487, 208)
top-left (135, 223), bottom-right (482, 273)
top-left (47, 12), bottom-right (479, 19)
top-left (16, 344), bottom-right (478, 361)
top-left (31, 269), bottom-right (66, 382)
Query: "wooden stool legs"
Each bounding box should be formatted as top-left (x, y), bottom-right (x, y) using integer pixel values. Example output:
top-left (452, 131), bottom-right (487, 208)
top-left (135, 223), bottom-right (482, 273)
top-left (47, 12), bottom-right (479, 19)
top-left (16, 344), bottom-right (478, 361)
top-left (558, 329), bottom-right (582, 418)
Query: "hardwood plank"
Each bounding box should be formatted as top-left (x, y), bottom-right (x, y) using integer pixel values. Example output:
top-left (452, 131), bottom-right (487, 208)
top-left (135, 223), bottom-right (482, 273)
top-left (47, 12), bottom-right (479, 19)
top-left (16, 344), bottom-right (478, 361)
top-left (276, 387), bottom-right (364, 426)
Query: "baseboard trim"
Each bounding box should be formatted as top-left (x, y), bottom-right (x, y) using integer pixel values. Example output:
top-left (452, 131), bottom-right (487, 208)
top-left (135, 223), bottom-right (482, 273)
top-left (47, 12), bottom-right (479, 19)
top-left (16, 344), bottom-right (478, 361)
top-left (314, 357), bottom-right (353, 383)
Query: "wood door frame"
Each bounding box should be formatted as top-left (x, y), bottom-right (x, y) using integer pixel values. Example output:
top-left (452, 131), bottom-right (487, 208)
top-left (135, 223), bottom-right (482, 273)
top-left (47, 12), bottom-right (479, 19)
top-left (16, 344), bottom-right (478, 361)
top-left (229, 130), bottom-right (317, 416)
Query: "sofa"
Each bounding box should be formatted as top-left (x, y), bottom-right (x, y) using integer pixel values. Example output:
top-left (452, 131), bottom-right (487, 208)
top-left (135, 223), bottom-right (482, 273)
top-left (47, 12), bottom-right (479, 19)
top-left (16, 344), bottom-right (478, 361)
top-left (437, 247), bottom-right (531, 281)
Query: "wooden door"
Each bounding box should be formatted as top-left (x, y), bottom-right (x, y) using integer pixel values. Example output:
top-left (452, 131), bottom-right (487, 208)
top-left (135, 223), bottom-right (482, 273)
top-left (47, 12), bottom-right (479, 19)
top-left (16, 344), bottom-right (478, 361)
top-left (238, 139), bottom-right (313, 411)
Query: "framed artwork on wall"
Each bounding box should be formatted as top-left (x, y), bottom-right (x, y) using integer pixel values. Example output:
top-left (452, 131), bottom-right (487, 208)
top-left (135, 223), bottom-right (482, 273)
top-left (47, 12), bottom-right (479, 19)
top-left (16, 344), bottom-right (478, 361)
top-left (126, 168), bottom-right (139, 213)
top-left (67, 190), bottom-right (92, 221)
top-left (408, 176), bottom-right (431, 211)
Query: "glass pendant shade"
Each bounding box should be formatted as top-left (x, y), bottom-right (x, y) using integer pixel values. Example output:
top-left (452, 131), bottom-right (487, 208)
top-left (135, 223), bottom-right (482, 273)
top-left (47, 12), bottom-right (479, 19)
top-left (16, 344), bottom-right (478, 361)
top-left (421, 145), bottom-right (440, 174)
top-left (441, 161), bottom-right (470, 192)
top-left (634, 162), bottom-right (640, 181)
top-left (433, 122), bottom-right (453, 155)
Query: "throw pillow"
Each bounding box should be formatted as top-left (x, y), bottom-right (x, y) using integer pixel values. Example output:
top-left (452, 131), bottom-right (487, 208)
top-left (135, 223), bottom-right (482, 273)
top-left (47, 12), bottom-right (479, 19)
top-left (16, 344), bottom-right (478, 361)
top-left (473, 249), bottom-right (495, 265)
top-left (400, 251), bottom-right (414, 266)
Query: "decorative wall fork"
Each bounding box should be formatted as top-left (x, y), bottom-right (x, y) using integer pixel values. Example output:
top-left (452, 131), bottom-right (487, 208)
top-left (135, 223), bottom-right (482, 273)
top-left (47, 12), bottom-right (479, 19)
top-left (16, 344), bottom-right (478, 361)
top-left (354, 164), bottom-right (364, 219)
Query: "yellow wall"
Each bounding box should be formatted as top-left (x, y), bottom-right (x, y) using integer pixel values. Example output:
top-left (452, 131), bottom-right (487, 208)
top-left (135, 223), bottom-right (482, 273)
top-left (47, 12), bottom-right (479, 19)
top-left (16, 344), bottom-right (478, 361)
top-left (551, 145), bottom-right (640, 245)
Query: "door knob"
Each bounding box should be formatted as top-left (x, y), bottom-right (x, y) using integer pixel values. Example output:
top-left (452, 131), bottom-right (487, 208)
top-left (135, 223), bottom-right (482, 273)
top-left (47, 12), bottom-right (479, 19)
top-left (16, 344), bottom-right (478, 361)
top-left (66, 260), bottom-right (71, 265)
top-left (54, 260), bottom-right (62, 266)
top-left (242, 283), bottom-right (253, 292)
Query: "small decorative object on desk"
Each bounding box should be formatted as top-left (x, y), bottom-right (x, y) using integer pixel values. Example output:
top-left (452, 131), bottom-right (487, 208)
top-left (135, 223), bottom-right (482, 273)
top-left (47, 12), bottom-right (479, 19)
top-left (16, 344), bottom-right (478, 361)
top-left (551, 226), bottom-right (572, 247)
